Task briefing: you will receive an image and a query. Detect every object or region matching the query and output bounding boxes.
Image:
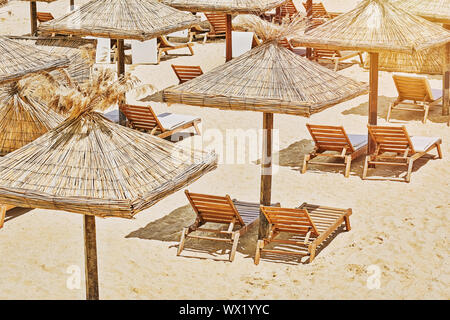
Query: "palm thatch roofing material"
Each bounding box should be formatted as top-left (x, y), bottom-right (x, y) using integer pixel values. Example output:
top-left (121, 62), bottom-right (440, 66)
top-left (0, 83), bottom-right (64, 156)
top-left (0, 36), bottom-right (70, 85)
top-left (8, 36), bottom-right (96, 84)
top-left (0, 0), bottom-right (8, 8)
top-left (161, 0), bottom-right (289, 13)
top-left (394, 0), bottom-right (450, 24)
top-left (38, 0), bottom-right (200, 40)
top-left (0, 71), bottom-right (217, 218)
top-left (363, 46), bottom-right (444, 75)
top-left (156, 42), bottom-right (369, 116)
top-left (291, 0), bottom-right (450, 54)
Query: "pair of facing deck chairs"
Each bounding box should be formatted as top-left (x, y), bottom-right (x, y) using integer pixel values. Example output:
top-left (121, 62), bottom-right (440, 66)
top-left (302, 124), bottom-right (442, 183)
top-left (178, 190), bottom-right (352, 264)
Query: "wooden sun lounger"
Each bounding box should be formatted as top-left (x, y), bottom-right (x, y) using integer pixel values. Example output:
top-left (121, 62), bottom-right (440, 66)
top-left (37, 12), bottom-right (55, 24)
top-left (178, 190), bottom-right (266, 262)
top-left (171, 65), bottom-right (203, 84)
top-left (302, 124), bottom-right (368, 178)
top-left (121, 104), bottom-right (201, 139)
top-left (204, 13), bottom-right (227, 42)
top-left (302, 2), bottom-right (340, 19)
top-left (363, 125), bottom-right (442, 182)
top-left (189, 24), bottom-right (210, 42)
top-left (255, 203), bottom-right (352, 264)
top-left (278, 38), bottom-right (306, 57)
top-left (311, 48), bottom-right (364, 71)
top-left (0, 204), bottom-right (15, 229)
top-left (157, 36), bottom-right (194, 64)
top-left (387, 75), bottom-right (443, 124)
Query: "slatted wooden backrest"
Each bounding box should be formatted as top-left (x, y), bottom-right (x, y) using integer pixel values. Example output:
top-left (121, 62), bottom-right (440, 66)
top-left (303, 2), bottom-right (330, 18)
top-left (306, 124), bottom-right (355, 153)
top-left (185, 190), bottom-right (245, 226)
top-left (392, 75), bottom-right (434, 103)
top-left (204, 13), bottom-right (227, 35)
top-left (120, 104), bottom-right (165, 133)
top-left (367, 125), bottom-right (415, 155)
top-left (260, 206), bottom-right (319, 236)
top-left (171, 65), bottom-right (203, 84)
top-left (37, 12), bottom-right (55, 23)
top-left (278, 38), bottom-right (293, 51)
top-left (313, 48), bottom-right (341, 59)
top-left (281, 0), bottom-right (298, 17)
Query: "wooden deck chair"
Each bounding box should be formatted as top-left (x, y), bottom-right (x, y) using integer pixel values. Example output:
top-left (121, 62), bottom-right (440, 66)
top-left (178, 190), bottom-right (264, 262)
top-left (363, 125), bottom-right (442, 182)
top-left (189, 24), bottom-right (210, 42)
top-left (302, 124), bottom-right (368, 178)
top-left (255, 203), bottom-right (352, 264)
top-left (37, 12), bottom-right (54, 24)
top-left (387, 75), bottom-right (443, 124)
top-left (311, 48), bottom-right (364, 71)
top-left (278, 38), bottom-right (306, 57)
top-left (120, 104), bottom-right (201, 139)
top-left (302, 2), bottom-right (334, 19)
top-left (157, 36), bottom-right (194, 64)
top-left (204, 13), bottom-right (227, 41)
top-left (0, 204), bottom-right (15, 229)
top-left (171, 65), bottom-right (203, 84)
top-left (280, 0), bottom-right (299, 18)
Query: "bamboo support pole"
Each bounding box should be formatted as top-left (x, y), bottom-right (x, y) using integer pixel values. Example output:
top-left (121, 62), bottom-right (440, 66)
top-left (84, 215), bottom-right (99, 300)
top-left (306, 0), bottom-right (313, 58)
top-left (30, 1), bottom-right (37, 36)
top-left (443, 24), bottom-right (450, 119)
top-left (259, 112), bottom-right (273, 240)
top-left (117, 39), bottom-right (126, 126)
top-left (368, 52), bottom-right (379, 154)
top-left (226, 14), bottom-right (232, 62)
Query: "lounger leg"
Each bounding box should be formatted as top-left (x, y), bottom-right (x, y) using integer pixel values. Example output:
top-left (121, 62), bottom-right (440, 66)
top-left (362, 156), bottom-right (370, 179)
top-left (333, 59), bottom-right (338, 72)
top-left (229, 232), bottom-right (240, 262)
top-left (309, 244), bottom-right (317, 263)
top-left (423, 105), bottom-right (429, 124)
top-left (0, 205), bottom-right (6, 229)
top-left (358, 52), bottom-right (364, 65)
top-left (193, 122), bottom-right (201, 136)
top-left (301, 154), bottom-right (310, 174)
top-left (188, 44), bottom-right (194, 56)
top-left (344, 215), bottom-right (351, 231)
top-left (177, 227), bottom-right (188, 256)
top-left (406, 159), bottom-right (414, 183)
top-left (254, 240), bottom-right (264, 265)
top-left (386, 103), bottom-right (393, 122)
top-left (344, 155), bottom-right (351, 178)
top-left (436, 143), bottom-right (443, 159)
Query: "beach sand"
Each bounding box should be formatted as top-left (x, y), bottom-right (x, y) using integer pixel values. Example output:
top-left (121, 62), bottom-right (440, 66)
top-left (0, 0), bottom-right (448, 299)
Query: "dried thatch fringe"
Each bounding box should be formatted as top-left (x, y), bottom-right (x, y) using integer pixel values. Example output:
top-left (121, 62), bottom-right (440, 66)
top-left (0, 36), bottom-right (69, 85)
top-left (158, 42), bottom-right (368, 116)
top-left (161, 0), bottom-right (289, 14)
top-left (394, 0), bottom-right (450, 24)
top-left (363, 46), bottom-right (444, 75)
top-left (0, 69), bottom-right (217, 217)
top-left (0, 0), bottom-right (8, 8)
top-left (39, 0), bottom-right (200, 40)
top-left (291, 0), bottom-right (450, 54)
top-left (8, 36), bottom-right (97, 84)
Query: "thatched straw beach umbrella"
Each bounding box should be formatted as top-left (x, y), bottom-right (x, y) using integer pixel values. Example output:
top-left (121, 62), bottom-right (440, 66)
top-left (151, 17), bottom-right (368, 238)
top-left (394, 0), bottom-right (450, 120)
top-left (0, 70), bottom-right (217, 299)
top-left (39, 0), bottom-right (200, 124)
top-left (291, 0), bottom-right (450, 149)
top-left (161, 0), bottom-right (289, 61)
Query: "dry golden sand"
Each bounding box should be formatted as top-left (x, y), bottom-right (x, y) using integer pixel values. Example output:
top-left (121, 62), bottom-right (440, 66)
top-left (0, 0), bottom-right (449, 299)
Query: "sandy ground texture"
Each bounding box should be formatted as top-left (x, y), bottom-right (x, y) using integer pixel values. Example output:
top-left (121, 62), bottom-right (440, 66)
top-left (0, 0), bottom-right (449, 299)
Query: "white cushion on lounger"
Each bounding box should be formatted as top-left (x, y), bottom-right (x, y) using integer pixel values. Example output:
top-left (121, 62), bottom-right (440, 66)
top-left (410, 136), bottom-right (441, 152)
top-left (347, 134), bottom-right (368, 150)
top-left (431, 88), bottom-right (442, 100)
top-left (157, 113), bottom-right (200, 130)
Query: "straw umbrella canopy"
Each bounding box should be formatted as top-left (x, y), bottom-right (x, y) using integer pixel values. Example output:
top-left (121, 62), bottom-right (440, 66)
top-left (0, 69), bottom-right (217, 299)
top-left (291, 0), bottom-right (450, 146)
top-left (394, 0), bottom-right (450, 120)
top-left (161, 0), bottom-right (290, 61)
top-left (0, 0), bottom-right (8, 8)
top-left (39, 0), bottom-right (200, 124)
top-left (151, 21), bottom-right (368, 237)
top-left (0, 35), bottom-right (69, 85)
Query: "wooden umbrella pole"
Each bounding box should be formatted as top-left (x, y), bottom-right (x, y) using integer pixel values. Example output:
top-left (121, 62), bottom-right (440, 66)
top-left (83, 215), bottom-right (99, 300)
top-left (443, 24), bottom-right (450, 118)
top-left (225, 14), bottom-right (232, 62)
top-left (306, 0), bottom-right (313, 59)
top-left (258, 112), bottom-right (273, 240)
top-left (30, 1), bottom-right (37, 36)
top-left (70, 0), bottom-right (75, 11)
top-left (117, 39), bottom-right (127, 126)
top-left (368, 52), bottom-right (379, 154)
